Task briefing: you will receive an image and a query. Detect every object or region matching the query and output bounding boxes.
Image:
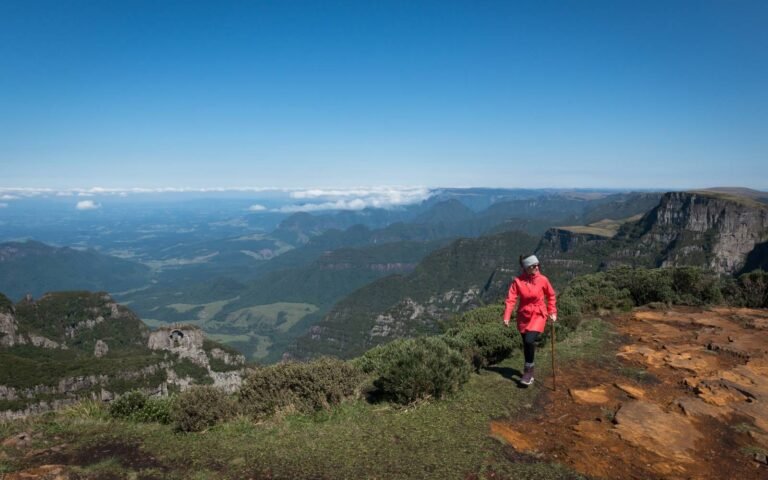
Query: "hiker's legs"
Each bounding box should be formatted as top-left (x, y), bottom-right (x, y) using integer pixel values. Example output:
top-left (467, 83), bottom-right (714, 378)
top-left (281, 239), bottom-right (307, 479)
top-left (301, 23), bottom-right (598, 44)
top-left (520, 331), bottom-right (540, 385)
top-left (521, 331), bottom-right (540, 364)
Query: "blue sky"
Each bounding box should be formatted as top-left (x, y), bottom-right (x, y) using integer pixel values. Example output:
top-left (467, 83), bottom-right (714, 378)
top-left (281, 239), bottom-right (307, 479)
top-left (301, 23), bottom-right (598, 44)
top-left (1, 0), bottom-right (766, 190)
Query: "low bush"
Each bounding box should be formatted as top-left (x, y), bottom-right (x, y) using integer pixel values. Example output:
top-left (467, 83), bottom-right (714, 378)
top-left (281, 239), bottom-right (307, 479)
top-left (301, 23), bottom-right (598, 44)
top-left (373, 337), bottom-right (471, 404)
top-left (442, 321), bottom-right (518, 370)
top-left (238, 357), bottom-right (363, 418)
top-left (108, 390), bottom-right (172, 424)
top-left (449, 304), bottom-right (504, 329)
top-left (582, 266), bottom-right (725, 308)
top-left (670, 267), bottom-right (723, 305)
top-left (108, 390), bottom-right (147, 419)
top-left (351, 339), bottom-right (408, 375)
top-left (561, 272), bottom-right (633, 314)
top-left (605, 267), bottom-right (675, 306)
top-left (737, 270), bottom-right (768, 308)
top-left (171, 385), bottom-right (237, 432)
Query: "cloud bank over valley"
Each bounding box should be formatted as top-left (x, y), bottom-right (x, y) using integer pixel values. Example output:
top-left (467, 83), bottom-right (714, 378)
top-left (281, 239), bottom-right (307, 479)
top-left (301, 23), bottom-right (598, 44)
top-left (0, 186), bottom-right (435, 213)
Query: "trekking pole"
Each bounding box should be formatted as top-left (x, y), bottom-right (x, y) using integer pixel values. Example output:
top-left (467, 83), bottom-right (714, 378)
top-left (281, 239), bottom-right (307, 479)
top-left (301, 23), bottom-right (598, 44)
top-left (550, 319), bottom-right (556, 391)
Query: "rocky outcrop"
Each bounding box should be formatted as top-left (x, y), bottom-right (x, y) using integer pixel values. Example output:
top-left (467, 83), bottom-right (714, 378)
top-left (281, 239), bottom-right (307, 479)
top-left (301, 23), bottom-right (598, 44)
top-left (148, 325), bottom-right (245, 392)
top-left (1, 294), bottom-right (248, 418)
top-left (148, 325), bottom-right (208, 366)
top-left (0, 310), bottom-right (66, 349)
top-left (94, 339), bottom-right (109, 357)
top-left (534, 228), bottom-right (609, 284)
top-left (540, 228), bottom-right (610, 254)
top-left (640, 192), bottom-right (768, 273)
top-left (209, 347), bottom-right (246, 366)
top-left (0, 311), bottom-right (22, 347)
top-left (65, 314), bottom-right (105, 339)
top-left (0, 363), bottom-right (171, 420)
top-left (536, 191), bottom-right (768, 285)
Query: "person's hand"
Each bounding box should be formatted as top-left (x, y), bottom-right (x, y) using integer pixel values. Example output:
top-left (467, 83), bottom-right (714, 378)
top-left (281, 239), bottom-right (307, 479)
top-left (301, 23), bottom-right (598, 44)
top-left (503, 319), bottom-right (510, 327)
top-left (548, 313), bottom-right (557, 322)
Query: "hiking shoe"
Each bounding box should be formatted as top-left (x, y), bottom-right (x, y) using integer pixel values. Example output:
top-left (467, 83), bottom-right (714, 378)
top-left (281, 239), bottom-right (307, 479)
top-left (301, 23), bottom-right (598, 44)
top-left (520, 366), bottom-right (535, 386)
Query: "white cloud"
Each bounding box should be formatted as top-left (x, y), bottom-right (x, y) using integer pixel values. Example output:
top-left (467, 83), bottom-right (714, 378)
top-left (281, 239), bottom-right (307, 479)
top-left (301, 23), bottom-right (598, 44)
top-left (76, 200), bottom-right (101, 210)
top-left (278, 186), bottom-right (433, 212)
top-left (0, 194), bottom-right (19, 200)
top-left (0, 186), bottom-right (435, 213)
top-left (0, 203), bottom-right (7, 208)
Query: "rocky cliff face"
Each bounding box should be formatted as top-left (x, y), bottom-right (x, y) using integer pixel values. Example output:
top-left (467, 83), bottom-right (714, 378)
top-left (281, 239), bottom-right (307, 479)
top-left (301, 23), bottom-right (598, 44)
top-left (534, 229), bottom-right (611, 286)
top-left (148, 325), bottom-right (246, 392)
top-left (629, 192), bottom-right (768, 274)
top-left (536, 191), bottom-right (768, 286)
top-left (1, 292), bottom-right (247, 419)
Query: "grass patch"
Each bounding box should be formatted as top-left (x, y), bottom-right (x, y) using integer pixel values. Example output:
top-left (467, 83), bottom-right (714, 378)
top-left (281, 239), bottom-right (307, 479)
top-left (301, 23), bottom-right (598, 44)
top-left (167, 298), bottom-right (236, 321)
top-left (204, 332), bottom-right (253, 344)
top-left (222, 302), bottom-right (319, 333)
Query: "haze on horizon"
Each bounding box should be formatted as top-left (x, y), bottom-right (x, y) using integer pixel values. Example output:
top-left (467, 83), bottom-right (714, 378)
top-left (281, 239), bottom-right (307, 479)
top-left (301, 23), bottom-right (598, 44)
top-left (1, 1), bottom-right (766, 191)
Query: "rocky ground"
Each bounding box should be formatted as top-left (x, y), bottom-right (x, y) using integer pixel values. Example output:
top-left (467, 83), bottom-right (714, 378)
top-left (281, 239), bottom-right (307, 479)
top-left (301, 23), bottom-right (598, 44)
top-left (492, 306), bottom-right (768, 479)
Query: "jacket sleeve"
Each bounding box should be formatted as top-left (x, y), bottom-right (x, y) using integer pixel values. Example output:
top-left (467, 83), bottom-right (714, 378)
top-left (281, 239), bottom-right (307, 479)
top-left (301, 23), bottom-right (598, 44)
top-left (544, 278), bottom-right (557, 315)
top-left (503, 280), bottom-right (519, 322)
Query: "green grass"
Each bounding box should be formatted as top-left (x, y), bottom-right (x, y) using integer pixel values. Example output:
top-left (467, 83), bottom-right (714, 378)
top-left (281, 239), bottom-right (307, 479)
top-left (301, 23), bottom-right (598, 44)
top-left (222, 302), bottom-right (319, 333)
top-left (204, 332), bottom-right (252, 344)
top-left (1, 319), bottom-right (607, 479)
top-left (167, 298), bottom-right (236, 321)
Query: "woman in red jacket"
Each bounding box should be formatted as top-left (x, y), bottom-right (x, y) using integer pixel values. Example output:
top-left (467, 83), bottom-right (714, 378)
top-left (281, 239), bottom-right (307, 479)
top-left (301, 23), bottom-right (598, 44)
top-left (502, 254), bottom-right (557, 386)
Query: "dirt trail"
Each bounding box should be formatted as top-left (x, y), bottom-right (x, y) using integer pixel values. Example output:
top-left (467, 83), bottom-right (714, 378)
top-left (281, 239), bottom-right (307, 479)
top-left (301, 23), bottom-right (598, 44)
top-left (491, 306), bottom-right (768, 479)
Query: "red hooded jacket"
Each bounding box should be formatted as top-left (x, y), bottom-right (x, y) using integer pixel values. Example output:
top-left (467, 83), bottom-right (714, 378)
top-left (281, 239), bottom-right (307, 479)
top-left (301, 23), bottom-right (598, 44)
top-left (503, 270), bottom-right (557, 333)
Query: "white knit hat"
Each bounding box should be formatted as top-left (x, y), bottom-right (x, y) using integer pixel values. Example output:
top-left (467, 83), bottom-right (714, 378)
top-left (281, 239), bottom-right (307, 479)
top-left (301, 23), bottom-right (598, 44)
top-left (521, 255), bottom-right (540, 268)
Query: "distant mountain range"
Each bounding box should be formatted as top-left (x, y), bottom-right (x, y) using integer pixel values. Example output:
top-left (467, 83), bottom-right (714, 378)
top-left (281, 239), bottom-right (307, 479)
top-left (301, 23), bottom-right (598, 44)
top-left (291, 190), bottom-right (768, 359)
top-left (0, 241), bottom-right (151, 300)
top-left (0, 188), bottom-right (695, 362)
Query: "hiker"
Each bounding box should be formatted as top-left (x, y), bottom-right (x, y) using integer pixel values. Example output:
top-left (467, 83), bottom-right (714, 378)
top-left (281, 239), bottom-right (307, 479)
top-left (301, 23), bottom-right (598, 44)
top-left (502, 254), bottom-right (557, 386)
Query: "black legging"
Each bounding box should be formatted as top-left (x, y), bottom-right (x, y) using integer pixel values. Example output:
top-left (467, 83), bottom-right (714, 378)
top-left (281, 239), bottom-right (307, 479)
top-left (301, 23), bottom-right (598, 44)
top-left (521, 331), bottom-right (541, 364)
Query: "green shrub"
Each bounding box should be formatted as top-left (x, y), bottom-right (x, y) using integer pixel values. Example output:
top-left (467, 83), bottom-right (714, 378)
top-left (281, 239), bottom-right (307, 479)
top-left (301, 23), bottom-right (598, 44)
top-left (351, 339), bottom-right (408, 375)
top-left (562, 272), bottom-right (634, 313)
top-left (171, 385), bottom-right (237, 432)
top-left (604, 266), bottom-right (724, 307)
top-left (238, 357), bottom-right (363, 418)
top-left (373, 337), bottom-right (471, 404)
top-left (719, 276), bottom-right (745, 306)
top-left (670, 267), bottom-right (723, 305)
top-left (449, 304), bottom-right (505, 329)
top-left (606, 267), bottom-right (675, 306)
top-left (108, 390), bottom-right (172, 424)
top-left (442, 322), bottom-right (518, 370)
top-left (134, 396), bottom-right (173, 424)
top-left (108, 390), bottom-right (148, 419)
top-left (737, 270), bottom-right (768, 308)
